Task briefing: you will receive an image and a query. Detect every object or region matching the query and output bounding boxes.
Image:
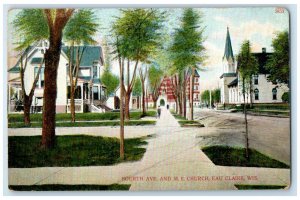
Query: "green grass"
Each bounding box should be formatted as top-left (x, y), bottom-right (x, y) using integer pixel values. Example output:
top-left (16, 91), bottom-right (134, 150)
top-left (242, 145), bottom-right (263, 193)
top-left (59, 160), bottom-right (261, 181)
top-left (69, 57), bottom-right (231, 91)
top-left (9, 184), bottom-right (131, 191)
top-left (9, 135), bottom-right (148, 168)
top-left (178, 120), bottom-right (205, 127)
top-left (202, 146), bottom-right (289, 168)
top-left (8, 111), bottom-right (157, 123)
top-left (8, 120), bottom-right (156, 128)
top-left (172, 113), bottom-right (186, 120)
top-left (235, 184), bottom-right (287, 190)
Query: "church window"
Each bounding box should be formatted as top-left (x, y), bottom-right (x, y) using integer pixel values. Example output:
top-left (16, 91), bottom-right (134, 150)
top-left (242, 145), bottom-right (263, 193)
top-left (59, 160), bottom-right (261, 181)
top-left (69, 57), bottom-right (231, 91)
top-left (272, 88), bottom-right (277, 100)
top-left (254, 88), bottom-right (259, 100)
top-left (254, 75), bottom-right (258, 85)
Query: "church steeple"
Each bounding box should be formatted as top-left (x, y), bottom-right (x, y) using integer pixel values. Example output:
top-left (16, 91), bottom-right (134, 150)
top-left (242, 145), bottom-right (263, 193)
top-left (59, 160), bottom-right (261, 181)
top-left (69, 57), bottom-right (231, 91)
top-left (223, 27), bottom-right (234, 62)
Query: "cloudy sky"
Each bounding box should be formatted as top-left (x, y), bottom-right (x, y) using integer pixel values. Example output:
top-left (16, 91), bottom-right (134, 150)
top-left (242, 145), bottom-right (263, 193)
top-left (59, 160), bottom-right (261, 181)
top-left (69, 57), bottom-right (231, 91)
top-left (8, 7), bottom-right (289, 91)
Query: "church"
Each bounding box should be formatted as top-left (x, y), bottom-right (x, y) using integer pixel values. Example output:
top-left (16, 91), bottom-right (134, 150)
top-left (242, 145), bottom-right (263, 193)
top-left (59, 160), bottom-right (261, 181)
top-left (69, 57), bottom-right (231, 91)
top-left (220, 27), bottom-right (289, 105)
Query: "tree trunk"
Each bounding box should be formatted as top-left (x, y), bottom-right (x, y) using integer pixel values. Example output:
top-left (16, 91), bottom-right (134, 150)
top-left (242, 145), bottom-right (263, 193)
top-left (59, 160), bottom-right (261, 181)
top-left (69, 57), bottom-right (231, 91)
top-left (249, 78), bottom-right (253, 108)
top-left (119, 63), bottom-right (125, 160)
top-left (189, 68), bottom-right (195, 120)
top-left (141, 81), bottom-right (146, 115)
top-left (124, 93), bottom-right (130, 120)
top-left (242, 78), bottom-right (249, 159)
top-left (182, 75), bottom-right (187, 119)
top-left (41, 36), bottom-right (62, 149)
top-left (23, 95), bottom-right (32, 126)
top-left (153, 101), bottom-right (157, 109)
top-left (70, 85), bottom-right (75, 122)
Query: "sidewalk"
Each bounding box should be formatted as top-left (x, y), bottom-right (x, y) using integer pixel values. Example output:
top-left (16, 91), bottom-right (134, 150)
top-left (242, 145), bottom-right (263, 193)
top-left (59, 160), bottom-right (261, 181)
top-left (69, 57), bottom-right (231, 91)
top-left (8, 107), bottom-right (290, 190)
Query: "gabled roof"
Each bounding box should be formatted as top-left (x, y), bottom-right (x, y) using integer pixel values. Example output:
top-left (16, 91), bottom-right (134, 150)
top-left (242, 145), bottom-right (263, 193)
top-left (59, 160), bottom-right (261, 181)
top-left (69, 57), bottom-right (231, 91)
top-left (61, 46), bottom-right (104, 67)
top-left (252, 51), bottom-right (272, 74)
top-left (223, 27), bottom-right (234, 62)
top-left (187, 68), bottom-right (200, 77)
top-left (220, 72), bottom-right (236, 79)
top-left (228, 78), bottom-right (238, 87)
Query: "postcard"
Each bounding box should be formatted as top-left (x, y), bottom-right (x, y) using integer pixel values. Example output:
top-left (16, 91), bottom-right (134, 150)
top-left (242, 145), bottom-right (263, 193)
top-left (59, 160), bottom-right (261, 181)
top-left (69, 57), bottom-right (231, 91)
top-left (7, 7), bottom-right (290, 191)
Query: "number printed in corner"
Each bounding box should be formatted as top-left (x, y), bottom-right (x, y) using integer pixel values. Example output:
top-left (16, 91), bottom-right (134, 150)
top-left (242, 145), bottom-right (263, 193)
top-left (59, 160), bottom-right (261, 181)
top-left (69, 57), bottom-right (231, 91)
top-left (275, 7), bottom-right (285, 13)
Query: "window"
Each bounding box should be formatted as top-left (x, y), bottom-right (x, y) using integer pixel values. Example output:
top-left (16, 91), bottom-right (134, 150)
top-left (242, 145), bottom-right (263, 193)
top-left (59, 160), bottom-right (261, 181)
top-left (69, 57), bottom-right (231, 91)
top-left (254, 88), bottom-right (259, 100)
top-left (194, 86), bottom-right (198, 90)
top-left (93, 86), bottom-right (99, 100)
top-left (272, 88), bottom-right (277, 100)
top-left (67, 86), bottom-right (82, 99)
top-left (254, 75), bottom-right (258, 85)
top-left (93, 65), bottom-right (98, 78)
top-left (195, 78), bottom-right (198, 82)
top-left (34, 67), bottom-right (45, 88)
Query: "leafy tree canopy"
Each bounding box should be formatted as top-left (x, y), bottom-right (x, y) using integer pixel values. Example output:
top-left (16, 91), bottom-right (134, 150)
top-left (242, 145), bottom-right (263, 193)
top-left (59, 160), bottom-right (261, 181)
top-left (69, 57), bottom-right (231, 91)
top-left (266, 31), bottom-right (289, 86)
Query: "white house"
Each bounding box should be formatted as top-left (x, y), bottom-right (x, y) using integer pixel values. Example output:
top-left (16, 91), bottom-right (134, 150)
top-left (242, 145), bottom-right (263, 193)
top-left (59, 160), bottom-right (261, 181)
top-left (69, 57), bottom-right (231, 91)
top-left (8, 42), bottom-right (107, 113)
top-left (220, 27), bottom-right (288, 105)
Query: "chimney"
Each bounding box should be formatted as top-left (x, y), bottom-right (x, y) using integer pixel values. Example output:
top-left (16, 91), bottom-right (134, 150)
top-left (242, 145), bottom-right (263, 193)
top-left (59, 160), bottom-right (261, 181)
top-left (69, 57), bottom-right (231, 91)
top-left (262, 47), bottom-right (266, 53)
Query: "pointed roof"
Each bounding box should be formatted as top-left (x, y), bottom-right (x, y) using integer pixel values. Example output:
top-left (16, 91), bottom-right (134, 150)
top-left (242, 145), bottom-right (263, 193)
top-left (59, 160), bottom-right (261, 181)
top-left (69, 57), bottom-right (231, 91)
top-left (223, 27), bottom-right (234, 62)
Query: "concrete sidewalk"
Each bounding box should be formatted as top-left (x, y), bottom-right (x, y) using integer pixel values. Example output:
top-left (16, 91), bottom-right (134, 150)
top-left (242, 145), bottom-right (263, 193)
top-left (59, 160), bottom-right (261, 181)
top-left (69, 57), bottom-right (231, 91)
top-left (8, 107), bottom-right (290, 190)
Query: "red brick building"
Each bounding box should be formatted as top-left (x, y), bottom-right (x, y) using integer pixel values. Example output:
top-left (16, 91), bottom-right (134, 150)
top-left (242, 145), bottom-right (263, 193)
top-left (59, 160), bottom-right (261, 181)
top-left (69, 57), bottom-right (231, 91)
top-left (146, 69), bottom-right (200, 110)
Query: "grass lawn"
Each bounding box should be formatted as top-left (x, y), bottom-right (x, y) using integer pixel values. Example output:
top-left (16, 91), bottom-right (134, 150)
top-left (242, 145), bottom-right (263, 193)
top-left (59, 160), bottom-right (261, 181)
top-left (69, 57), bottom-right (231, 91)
top-left (9, 184), bottom-right (131, 191)
top-left (9, 135), bottom-right (149, 168)
top-left (234, 184), bottom-right (287, 190)
top-left (202, 146), bottom-right (289, 168)
top-left (178, 120), bottom-right (205, 127)
top-left (8, 111), bottom-right (156, 123)
top-left (8, 120), bottom-right (156, 128)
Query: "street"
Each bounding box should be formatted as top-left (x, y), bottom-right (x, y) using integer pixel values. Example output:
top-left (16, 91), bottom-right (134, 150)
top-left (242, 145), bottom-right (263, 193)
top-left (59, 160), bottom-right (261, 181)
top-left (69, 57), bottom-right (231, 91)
top-left (193, 108), bottom-right (290, 165)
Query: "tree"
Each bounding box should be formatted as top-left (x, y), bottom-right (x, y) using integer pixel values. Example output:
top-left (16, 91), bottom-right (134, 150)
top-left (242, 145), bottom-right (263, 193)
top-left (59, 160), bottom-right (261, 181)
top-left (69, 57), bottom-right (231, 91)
top-left (201, 90), bottom-right (210, 106)
top-left (101, 39), bottom-right (119, 97)
top-left (13, 9), bottom-right (49, 126)
top-left (266, 31), bottom-right (289, 87)
top-left (112, 9), bottom-right (165, 121)
top-left (237, 40), bottom-right (258, 159)
top-left (42, 9), bottom-right (75, 149)
top-left (111, 9), bottom-right (165, 160)
top-left (139, 66), bottom-right (148, 114)
top-left (212, 88), bottom-right (221, 105)
top-left (63, 9), bottom-right (98, 122)
top-left (132, 77), bottom-right (142, 96)
top-left (148, 65), bottom-right (163, 108)
top-left (169, 8), bottom-right (206, 120)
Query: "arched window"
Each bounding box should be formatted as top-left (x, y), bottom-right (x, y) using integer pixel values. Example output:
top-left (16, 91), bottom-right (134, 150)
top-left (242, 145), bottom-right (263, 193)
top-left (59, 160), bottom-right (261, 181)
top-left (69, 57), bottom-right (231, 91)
top-left (254, 88), bottom-right (259, 100)
top-left (272, 88), bottom-right (277, 100)
top-left (254, 75), bottom-right (259, 85)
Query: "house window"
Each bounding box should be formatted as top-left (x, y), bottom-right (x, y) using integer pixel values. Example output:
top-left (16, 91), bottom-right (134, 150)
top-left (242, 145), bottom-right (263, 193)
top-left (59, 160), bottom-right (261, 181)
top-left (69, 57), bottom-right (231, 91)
top-left (272, 88), bottom-right (277, 100)
top-left (194, 86), bottom-right (198, 90)
top-left (195, 78), bottom-right (198, 82)
top-left (34, 67), bottom-right (45, 88)
top-left (254, 75), bottom-right (258, 85)
top-left (93, 86), bottom-right (99, 100)
top-left (67, 86), bottom-right (82, 99)
top-left (93, 65), bottom-right (98, 78)
top-left (254, 88), bottom-right (259, 100)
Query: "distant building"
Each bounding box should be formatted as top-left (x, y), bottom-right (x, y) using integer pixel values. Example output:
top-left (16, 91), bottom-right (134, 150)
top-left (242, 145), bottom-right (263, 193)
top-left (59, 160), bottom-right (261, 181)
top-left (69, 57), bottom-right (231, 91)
top-left (220, 27), bottom-right (288, 105)
top-left (8, 42), bottom-right (107, 113)
top-left (146, 70), bottom-right (201, 110)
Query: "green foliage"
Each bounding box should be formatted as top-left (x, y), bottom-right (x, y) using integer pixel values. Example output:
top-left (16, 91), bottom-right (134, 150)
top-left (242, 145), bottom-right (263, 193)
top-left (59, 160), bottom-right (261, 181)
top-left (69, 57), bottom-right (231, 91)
top-left (237, 40), bottom-right (259, 94)
top-left (132, 78), bottom-right (142, 96)
top-left (281, 92), bottom-right (289, 103)
top-left (101, 70), bottom-right (119, 97)
top-left (9, 184), bottom-right (131, 191)
top-left (148, 65), bottom-right (163, 92)
top-left (202, 146), bottom-right (289, 168)
top-left (201, 90), bottom-right (210, 104)
top-left (266, 31), bottom-right (289, 86)
top-left (8, 135), bottom-right (148, 168)
top-left (13, 9), bottom-right (49, 50)
top-left (111, 9), bottom-right (165, 62)
top-left (212, 88), bottom-right (221, 103)
top-left (8, 111), bottom-right (157, 123)
top-left (64, 9), bottom-right (99, 45)
top-left (169, 8), bottom-right (206, 73)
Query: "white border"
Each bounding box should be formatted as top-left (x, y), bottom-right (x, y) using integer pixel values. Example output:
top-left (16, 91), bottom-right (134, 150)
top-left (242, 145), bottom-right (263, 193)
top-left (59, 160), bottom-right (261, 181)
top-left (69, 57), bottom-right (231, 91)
top-left (1, 0), bottom-right (299, 199)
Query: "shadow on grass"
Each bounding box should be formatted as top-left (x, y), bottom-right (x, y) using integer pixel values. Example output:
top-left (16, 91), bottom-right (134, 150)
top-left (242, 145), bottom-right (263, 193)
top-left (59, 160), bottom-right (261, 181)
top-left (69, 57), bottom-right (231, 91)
top-left (9, 184), bottom-right (131, 191)
top-left (235, 184), bottom-right (286, 190)
top-left (9, 135), bottom-right (148, 168)
top-left (202, 146), bottom-right (289, 168)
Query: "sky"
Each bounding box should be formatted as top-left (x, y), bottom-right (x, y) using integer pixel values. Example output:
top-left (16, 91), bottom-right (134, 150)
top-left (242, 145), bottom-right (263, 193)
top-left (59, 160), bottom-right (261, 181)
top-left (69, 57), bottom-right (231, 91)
top-left (7, 7), bottom-right (289, 91)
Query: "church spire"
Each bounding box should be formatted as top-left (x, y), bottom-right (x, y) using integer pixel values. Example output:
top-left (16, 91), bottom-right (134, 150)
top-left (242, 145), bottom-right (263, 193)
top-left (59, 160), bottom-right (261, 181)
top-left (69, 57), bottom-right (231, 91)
top-left (223, 27), bottom-right (234, 62)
